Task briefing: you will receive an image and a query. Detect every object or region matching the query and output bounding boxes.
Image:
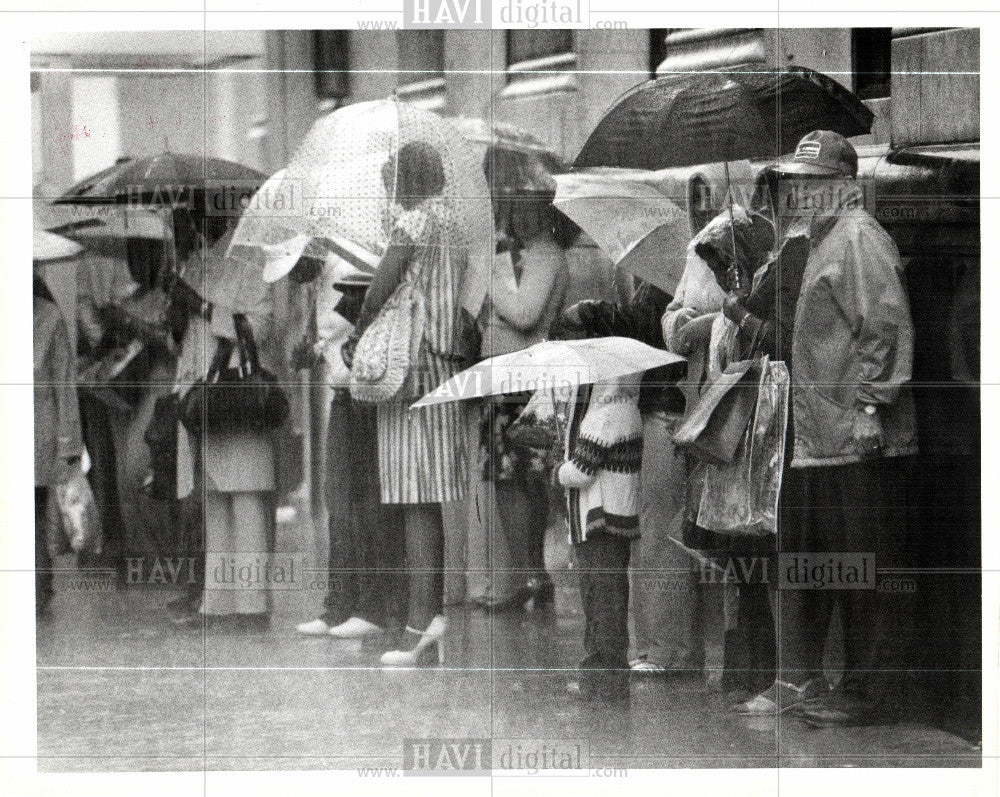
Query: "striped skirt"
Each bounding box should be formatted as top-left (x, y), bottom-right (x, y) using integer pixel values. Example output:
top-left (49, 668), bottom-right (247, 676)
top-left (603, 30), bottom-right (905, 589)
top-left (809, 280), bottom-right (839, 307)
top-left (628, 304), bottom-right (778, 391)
top-left (376, 351), bottom-right (469, 504)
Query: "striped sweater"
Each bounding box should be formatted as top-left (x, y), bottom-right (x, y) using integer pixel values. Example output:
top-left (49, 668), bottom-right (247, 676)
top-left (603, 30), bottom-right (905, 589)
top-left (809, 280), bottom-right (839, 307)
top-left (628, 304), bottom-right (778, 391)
top-left (559, 376), bottom-right (643, 543)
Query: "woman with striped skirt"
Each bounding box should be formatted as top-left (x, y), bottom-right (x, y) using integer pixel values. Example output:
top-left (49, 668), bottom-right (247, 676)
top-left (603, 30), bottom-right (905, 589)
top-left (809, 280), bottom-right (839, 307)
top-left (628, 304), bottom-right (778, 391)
top-left (343, 141), bottom-right (472, 667)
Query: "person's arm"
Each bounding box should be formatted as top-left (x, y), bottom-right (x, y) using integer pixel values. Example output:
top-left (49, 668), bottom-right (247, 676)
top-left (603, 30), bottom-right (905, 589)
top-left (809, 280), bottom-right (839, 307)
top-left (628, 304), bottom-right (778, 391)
top-left (341, 236), bottom-right (413, 367)
top-left (558, 282), bottom-right (671, 348)
top-left (848, 222), bottom-right (914, 407)
top-left (487, 249), bottom-right (565, 333)
top-left (558, 434), bottom-right (605, 488)
top-left (354, 241), bottom-right (412, 337)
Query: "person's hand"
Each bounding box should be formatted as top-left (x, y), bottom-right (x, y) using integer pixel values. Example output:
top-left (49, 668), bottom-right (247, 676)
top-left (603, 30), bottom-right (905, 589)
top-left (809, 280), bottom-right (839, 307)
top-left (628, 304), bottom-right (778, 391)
top-left (722, 293), bottom-right (750, 326)
top-left (675, 312), bottom-right (716, 355)
top-left (852, 405), bottom-right (885, 456)
top-left (563, 301), bottom-right (598, 327)
top-left (341, 337), bottom-right (357, 369)
top-left (550, 302), bottom-right (594, 341)
top-left (291, 338), bottom-right (317, 371)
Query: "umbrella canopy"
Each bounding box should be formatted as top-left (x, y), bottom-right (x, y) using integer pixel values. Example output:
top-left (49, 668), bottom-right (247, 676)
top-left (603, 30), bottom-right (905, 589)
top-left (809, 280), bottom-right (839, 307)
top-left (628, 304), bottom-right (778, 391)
top-left (574, 66), bottom-right (874, 171)
top-left (454, 117), bottom-right (565, 168)
top-left (412, 337), bottom-right (685, 409)
top-left (228, 169), bottom-right (382, 284)
top-left (553, 167), bottom-right (692, 293)
top-left (229, 98), bottom-right (492, 291)
top-left (33, 228), bottom-right (83, 262)
top-left (63, 206), bottom-right (169, 241)
top-left (454, 116), bottom-right (565, 198)
top-left (55, 153), bottom-right (267, 207)
top-left (34, 194), bottom-right (104, 234)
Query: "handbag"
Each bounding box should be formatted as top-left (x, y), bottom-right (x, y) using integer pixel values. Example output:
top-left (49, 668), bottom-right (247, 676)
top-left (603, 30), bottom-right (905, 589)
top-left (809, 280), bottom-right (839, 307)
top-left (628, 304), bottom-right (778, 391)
top-left (672, 356), bottom-right (763, 466)
top-left (180, 313), bottom-right (290, 434)
top-left (144, 393), bottom-right (179, 501)
top-left (349, 280), bottom-right (426, 403)
top-left (689, 357), bottom-right (790, 536)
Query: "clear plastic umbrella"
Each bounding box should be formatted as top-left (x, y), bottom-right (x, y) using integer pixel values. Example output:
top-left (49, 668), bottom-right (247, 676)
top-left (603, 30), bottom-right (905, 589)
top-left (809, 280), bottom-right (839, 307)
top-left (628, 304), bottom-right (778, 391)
top-left (227, 98), bottom-right (492, 287)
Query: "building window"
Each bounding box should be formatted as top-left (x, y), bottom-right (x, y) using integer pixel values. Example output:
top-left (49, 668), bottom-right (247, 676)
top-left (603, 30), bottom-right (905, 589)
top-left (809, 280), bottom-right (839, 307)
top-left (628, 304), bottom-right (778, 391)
top-left (396, 30), bottom-right (445, 86)
top-left (313, 31), bottom-right (351, 99)
top-left (851, 28), bottom-right (892, 100)
top-left (507, 29), bottom-right (574, 67)
top-left (649, 29), bottom-right (670, 76)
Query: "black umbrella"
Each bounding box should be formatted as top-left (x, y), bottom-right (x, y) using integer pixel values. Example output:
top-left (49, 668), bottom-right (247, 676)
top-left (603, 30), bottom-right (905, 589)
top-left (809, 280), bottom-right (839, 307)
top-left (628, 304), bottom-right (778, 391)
top-left (55, 152), bottom-right (267, 208)
top-left (574, 66), bottom-right (874, 170)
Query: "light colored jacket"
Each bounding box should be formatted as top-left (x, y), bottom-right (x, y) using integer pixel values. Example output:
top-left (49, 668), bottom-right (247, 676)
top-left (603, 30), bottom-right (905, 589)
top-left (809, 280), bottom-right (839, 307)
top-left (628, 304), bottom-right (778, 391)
top-left (479, 234), bottom-right (569, 357)
top-left (34, 295), bottom-right (82, 486)
top-left (175, 243), bottom-right (279, 496)
top-left (777, 208), bottom-right (918, 467)
top-left (559, 376), bottom-right (643, 543)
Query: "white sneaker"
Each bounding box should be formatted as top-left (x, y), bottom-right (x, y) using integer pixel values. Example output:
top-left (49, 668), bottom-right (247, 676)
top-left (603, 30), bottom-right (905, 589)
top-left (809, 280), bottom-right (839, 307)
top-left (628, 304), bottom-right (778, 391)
top-left (328, 617), bottom-right (385, 638)
top-left (295, 618), bottom-right (332, 636)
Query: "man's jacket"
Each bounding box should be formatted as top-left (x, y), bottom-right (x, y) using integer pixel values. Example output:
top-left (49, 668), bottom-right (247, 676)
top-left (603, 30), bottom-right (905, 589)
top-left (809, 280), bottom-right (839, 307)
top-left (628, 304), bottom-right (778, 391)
top-left (750, 207), bottom-right (917, 467)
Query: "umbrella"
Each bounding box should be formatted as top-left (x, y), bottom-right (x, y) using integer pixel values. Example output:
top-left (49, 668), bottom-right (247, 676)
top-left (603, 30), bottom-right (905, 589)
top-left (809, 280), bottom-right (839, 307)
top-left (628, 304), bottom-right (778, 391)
top-left (573, 66), bottom-right (874, 171)
top-left (65, 207), bottom-right (169, 241)
top-left (454, 117), bottom-right (565, 198)
top-left (228, 169), bottom-right (382, 284)
top-left (454, 117), bottom-right (565, 169)
top-left (411, 337), bottom-right (685, 409)
top-left (33, 228), bottom-right (83, 262)
top-left (553, 167), bottom-right (692, 293)
top-left (34, 194), bottom-right (104, 234)
top-left (55, 152), bottom-right (267, 207)
top-left (228, 98), bottom-right (492, 294)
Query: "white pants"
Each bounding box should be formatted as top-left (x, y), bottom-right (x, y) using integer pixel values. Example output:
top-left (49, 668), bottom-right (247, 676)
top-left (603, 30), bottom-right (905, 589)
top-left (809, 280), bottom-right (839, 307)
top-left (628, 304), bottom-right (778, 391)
top-left (201, 491), bottom-right (272, 616)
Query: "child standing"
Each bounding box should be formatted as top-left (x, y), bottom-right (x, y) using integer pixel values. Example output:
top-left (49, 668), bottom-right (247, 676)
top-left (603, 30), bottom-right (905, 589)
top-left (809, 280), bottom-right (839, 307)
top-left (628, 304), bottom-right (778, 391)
top-left (558, 375), bottom-right (643, 704)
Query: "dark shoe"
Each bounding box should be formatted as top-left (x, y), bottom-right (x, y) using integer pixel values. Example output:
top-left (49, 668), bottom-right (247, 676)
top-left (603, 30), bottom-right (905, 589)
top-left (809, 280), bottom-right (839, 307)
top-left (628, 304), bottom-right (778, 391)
top-left (475, 576), bottom-right (555, 613)
top-left (167, 593), bottom-right (201, 618)
top-left (797, 688), bottom-right (887, 727)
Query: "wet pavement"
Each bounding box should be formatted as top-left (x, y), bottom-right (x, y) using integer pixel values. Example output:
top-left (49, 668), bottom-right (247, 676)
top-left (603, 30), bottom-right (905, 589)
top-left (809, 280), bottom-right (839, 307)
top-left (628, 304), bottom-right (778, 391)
top-left (36, 511), bottom-right (980, 773)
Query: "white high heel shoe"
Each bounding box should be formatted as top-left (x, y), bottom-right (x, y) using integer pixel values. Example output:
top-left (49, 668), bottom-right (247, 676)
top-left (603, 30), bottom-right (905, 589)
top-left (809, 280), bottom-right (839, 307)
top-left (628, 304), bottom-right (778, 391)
top-left (328, 617), bottom-right (385, 638)
top-left (379, 615), bottom-right (447, 667)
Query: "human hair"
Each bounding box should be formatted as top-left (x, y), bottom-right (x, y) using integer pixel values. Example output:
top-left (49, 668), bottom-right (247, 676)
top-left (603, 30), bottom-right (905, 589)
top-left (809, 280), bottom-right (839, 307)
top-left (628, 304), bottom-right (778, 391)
top-left (383, 140), bottom-right (446, 208)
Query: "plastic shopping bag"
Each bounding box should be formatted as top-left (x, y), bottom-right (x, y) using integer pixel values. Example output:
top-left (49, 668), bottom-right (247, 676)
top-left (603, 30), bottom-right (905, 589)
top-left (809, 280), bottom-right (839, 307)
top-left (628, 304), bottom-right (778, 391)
top-left (55, 469), bottom-right (103, 555)
top-left (691, 357), bottom-right (790, 536)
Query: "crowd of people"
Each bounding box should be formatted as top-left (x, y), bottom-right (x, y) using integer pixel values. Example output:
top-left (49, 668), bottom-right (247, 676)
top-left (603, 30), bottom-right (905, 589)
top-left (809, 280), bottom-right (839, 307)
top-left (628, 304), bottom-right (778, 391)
top-left (34, 121), bottom-right (919, 728)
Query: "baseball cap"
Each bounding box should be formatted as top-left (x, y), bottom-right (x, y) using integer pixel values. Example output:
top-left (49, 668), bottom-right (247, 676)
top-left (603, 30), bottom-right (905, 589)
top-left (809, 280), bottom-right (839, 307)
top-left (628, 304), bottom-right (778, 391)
top-left (771, 130), bottom-right (859, 178)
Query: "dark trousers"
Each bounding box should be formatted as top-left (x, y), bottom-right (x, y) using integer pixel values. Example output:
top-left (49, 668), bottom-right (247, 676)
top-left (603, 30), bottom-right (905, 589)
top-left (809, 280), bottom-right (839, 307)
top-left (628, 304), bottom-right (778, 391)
top-left (322, 390), bottom-right (406, 629)
top-left (574, 532), bottom-right (633, 701)
top-left (575, 531), bottom-right (633, 669)
top-left (723, 583), bottom-right (776, 695)
top-left (78, 393), bottom-right (126, 573)
top-left (36, 486), bottom-right (53, 612)
top-left (777, 457), bottom-right (911, 710)
top-left (496, 479), bottom-right (550, 584)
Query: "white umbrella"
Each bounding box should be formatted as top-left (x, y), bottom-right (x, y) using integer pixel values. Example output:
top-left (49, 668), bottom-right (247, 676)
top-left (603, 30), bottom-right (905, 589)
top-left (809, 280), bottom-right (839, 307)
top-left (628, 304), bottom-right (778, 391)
top-left (33, 228), bottom-right (83, 262)
top-left (411, 337), bottom-right (685, 409)
top-left (553, 167), bottom-right (691, 294)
